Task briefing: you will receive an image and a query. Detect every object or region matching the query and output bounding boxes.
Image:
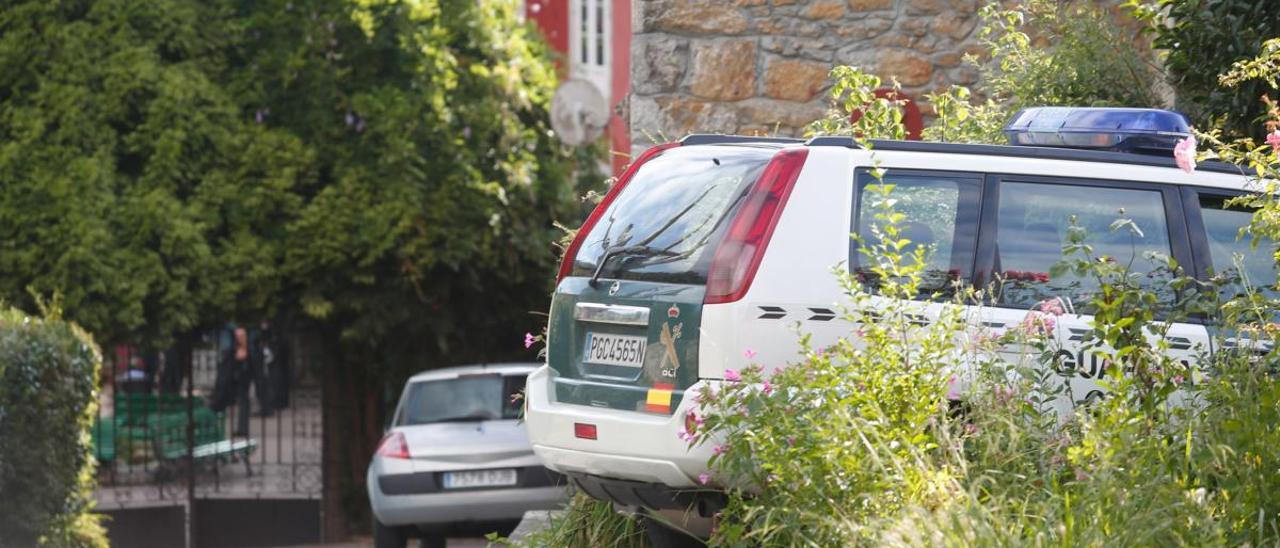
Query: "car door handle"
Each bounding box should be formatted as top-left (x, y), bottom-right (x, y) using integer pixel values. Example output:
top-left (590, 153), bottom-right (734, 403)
top-left (573, 303), bottom-right (650, 326)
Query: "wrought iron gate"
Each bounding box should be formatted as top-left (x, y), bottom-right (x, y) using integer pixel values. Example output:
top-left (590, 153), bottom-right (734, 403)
top-left (93, 330), bottom-right (324, 547)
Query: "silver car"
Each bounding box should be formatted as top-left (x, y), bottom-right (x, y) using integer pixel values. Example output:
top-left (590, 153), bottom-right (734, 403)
top-left (368, 363), bottom-right (567, 548)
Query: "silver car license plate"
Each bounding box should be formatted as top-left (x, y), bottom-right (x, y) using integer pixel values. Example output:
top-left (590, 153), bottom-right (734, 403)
top-left (442, 468), bottom-right (517, 489)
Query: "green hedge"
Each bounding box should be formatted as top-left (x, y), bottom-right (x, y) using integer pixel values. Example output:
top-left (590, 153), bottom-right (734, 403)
top-left (0, 306), bottom-right (107, 547)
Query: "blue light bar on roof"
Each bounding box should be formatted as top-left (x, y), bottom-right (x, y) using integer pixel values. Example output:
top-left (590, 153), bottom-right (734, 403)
top-left (1003, 107), bottom-right (1191, 154)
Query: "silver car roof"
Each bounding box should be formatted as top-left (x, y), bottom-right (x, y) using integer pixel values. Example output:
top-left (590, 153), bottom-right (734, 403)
top-left (406, 362), bottom-right (540, 383)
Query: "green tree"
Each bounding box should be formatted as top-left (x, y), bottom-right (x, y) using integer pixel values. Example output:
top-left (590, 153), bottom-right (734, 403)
top-left (2, 0), bottom-right (583, 530)
top-left (226, 0), bottom-right (580, 523)
top-left (0, 0), bottom-right (308, 349)
top-left (1130, 0), bottom-right (1280, 138)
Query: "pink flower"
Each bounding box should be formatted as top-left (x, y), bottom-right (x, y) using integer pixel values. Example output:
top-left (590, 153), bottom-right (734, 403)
top-left (698, 473), bottom-right (711, 485)
top-left (1174, 135), bottom-right (1197, 174)
top-left (713, 445), bottom-right (726, 455)
top-left (1021, 311), bottom-right (1056, 336)
top-left (724, 369), bottom-right (741, 382)
top-left (677, 428), bottom-right (695, 443)
top-left (685, 408), bottom-right (705, 427)
top-left (1173, 374), bottom-right (1185, 386)
top-left (1267, 130), bottom-right (1280, 155)
top-left (963, 423), bottom-right (978, 435)
top-left (762, 380), bottom-right (773, 396)
top-left (994, 386), bottom-right (1015, 404)
top-left (524, 332), bottom-right (536, 349)
top-left (744, 348), bottom-right (757, 360)
top-left (1037, 298), bottom-right (1064, 316)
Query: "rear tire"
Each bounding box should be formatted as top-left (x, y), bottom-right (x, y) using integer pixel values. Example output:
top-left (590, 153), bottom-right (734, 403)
top-left (419, 534), bottom-right (446, 548)
top-left (640, 514), bottom-right (704, 548)
top-left (373, 518), bottom-right (408, 548)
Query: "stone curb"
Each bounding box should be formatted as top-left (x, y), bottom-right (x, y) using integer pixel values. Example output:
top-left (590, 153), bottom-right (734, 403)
top-left (508, 510), bottom-right (564, 543)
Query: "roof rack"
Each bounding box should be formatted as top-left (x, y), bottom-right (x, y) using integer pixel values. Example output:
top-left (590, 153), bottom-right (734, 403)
top-left (679, 134), bottom-right (803, 146)
top-left (674, 133), bottom-right (1243, 175)
top-left (804, 136), bottom-right (1242, 175)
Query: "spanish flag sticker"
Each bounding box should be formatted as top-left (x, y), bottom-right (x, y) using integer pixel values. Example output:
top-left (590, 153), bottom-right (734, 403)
top-left (645, 383), bottom-right (675, 414)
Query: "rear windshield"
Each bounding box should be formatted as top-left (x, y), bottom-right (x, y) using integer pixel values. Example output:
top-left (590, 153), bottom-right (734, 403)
top-left (571, 146), bottom-right (775, 284)
top-left (397, 374), bottom-right (526, 425)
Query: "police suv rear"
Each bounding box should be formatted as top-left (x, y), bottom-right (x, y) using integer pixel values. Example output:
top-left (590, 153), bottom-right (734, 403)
top-left (523, 108), bottom-right (1264, 530)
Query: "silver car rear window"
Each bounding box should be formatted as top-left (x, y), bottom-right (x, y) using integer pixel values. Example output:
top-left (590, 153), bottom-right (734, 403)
top-left (397, 374), bottom-right (525, 425)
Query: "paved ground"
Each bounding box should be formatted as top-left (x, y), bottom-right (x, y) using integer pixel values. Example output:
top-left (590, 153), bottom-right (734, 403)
top-left (288, 538), bottom-right (488, 547)
top-left (286, 510), bottom-right (560, 547)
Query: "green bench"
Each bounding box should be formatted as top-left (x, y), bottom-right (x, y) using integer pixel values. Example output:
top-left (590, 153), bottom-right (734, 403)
top-left (92, 393), bottom-right (257, 475)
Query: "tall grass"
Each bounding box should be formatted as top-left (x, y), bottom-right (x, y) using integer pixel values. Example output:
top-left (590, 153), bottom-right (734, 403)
top-left (496, 494), bottom-right (646, 548)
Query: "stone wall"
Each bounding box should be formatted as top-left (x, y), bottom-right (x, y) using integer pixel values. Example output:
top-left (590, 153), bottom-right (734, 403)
top-left (629, 0), bottom-right (986, 154)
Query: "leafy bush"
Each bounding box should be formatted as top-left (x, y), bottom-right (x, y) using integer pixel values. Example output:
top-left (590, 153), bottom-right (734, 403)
top-left (810, 1), bottom-right (1162, 145)
top-left (805, 68), bottom-right (913, 140)
top-left (693, 174), bottom-right (971, 545)
top-left (1130, 0), bottom-right (1280, 139)
top-left (975, 0), bottom-right (1165, 111)
top-left (0, 304), bottom-right (106, 547)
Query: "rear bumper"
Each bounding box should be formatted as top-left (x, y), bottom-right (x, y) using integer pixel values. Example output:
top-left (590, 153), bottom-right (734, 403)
top-left (524, 365), bottom-right (714, 489)
top-left (566, 472), bottom-right (726, 514)
top-left (369, 482), bottom-right (567, 527)
top-left (376, 466), bottom-right (563, 495)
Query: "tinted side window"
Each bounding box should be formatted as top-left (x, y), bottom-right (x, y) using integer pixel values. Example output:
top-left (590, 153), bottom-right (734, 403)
top-left (1198, 194), bottom-right (1276, 293)
top-left (992, 181), bottom-right (1173, 310)
top-left (852, 171), bottom-right (982, 299)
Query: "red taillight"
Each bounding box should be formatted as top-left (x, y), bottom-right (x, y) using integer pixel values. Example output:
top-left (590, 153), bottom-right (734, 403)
top-left (704, 148), bottom-right (809, 304)
top-left (374, 431), bottom-right (410, 459)
top-left (574, 422), bottom-right (598, 440)
top-left (556, 142), bottom-right (682, 285)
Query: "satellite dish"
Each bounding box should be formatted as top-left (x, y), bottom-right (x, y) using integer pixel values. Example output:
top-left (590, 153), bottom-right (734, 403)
top-left (551, 79), bottom-right (609, 146)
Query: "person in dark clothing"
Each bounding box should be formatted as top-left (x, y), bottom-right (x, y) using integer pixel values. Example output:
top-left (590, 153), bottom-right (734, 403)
top-left (261, 320), bottom-right (290, 411)
top-left (208, 324), bottom-right (238, 413)
top-left (232, 325), bottom-right (252, 436)
top-left (246, 325), bottom-right (273, 418)
top-left (141, 349), bottom-right (160, 393)
top-left (158, 333), bottom-right (193, 394)
top-left (210, 322), bottom-right (276, 435)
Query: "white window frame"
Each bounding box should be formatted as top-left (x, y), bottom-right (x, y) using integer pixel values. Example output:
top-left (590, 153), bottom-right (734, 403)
top-left (568, 0), bottom-right (611, 105)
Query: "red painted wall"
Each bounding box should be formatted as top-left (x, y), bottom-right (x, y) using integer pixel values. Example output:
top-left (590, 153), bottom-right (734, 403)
top-left (528, 1), bottom-right (632, 175)
top-left (608, 0), bottom-right (632, 174)
top-left (526, 1), bottom-right (569, 72)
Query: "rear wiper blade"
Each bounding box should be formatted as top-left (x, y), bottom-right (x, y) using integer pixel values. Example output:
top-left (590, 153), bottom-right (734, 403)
top-left (589, 244), bottom-right (680, 288)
